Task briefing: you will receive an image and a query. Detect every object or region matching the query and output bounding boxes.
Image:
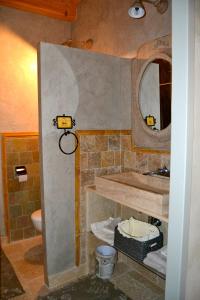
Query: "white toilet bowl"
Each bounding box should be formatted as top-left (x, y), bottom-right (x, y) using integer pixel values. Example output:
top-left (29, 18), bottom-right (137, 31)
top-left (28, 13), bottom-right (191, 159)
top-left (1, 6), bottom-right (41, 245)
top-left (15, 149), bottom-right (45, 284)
top-left (31, 209), bottom-right (42, 232)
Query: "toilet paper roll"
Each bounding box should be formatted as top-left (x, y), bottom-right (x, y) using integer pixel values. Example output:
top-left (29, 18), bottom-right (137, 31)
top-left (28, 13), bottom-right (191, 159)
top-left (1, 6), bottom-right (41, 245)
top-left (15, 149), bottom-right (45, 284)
top-left (18, 174), bottom-right (28, 182)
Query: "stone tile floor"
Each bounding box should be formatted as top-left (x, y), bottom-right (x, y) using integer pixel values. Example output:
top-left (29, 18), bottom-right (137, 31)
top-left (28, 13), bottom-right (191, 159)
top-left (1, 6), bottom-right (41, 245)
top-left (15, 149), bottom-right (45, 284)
top-left (111, 263), bottom-right (165, 300)
top-left (2, 235), bottom-right (45, 300)
top-left (1, 247), bottom-right (25, 299)
top-left (38, 274), bottom-right (131, 300)
top-left (1, 234), bottom-right (165, 300)
top-left (88, 233), bottom-right (165, 300)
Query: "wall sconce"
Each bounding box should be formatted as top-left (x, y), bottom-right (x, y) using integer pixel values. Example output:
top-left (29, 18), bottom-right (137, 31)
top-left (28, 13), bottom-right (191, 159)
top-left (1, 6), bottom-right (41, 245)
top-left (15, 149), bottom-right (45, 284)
top-left (128, 0), bottom-right (168, 19)
top-left (62, 39), bottom-right (93, 49)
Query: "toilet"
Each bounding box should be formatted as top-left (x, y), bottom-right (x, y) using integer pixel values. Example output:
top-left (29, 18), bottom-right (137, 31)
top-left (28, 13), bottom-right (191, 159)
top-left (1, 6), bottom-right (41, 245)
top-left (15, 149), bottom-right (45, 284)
top-left (31, 209), bottom-right (42, 232)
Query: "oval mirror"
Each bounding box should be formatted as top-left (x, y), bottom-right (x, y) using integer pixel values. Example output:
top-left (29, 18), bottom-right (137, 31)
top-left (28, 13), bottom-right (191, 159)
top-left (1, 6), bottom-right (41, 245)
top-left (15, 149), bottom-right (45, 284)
top-left (139, 59), bottom-right (171, 131)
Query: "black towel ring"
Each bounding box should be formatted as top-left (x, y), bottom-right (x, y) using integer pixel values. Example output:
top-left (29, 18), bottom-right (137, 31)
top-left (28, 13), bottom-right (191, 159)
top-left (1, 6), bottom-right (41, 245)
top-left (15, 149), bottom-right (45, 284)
top-left (59, 131), bottom-right (79, 155)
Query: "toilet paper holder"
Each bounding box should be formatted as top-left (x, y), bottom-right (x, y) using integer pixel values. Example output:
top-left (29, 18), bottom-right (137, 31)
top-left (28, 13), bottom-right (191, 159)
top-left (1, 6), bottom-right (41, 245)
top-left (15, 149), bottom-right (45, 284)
top-left (15, 166), bottom-right (27, 176)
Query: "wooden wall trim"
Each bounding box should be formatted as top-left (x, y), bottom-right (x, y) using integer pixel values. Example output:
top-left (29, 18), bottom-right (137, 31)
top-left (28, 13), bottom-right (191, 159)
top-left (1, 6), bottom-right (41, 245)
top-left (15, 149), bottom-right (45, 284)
top-left (132, 147), bottom-right (170, 155)
top-left (75, 131), bottom-right (81, 266)
top-left (0, 0), bottom-right (80, 22)
top-left (1, 132), bottom-right (39, 242)
top-left (1, 135), bottom-right (10, 240)
top-left (76, 130), bottom-right (131, 136)
top-left (1, 132), bottom-right (39, 137)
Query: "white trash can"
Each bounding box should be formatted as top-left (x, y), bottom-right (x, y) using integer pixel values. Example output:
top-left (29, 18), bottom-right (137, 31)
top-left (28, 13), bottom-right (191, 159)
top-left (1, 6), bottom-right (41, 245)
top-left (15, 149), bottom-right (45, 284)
top-left (96, 245), bottom-right (117, 279)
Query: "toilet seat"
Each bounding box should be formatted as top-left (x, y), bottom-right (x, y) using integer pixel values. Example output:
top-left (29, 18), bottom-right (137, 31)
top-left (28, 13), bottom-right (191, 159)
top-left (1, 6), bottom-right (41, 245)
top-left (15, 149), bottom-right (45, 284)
top-left (31, 209), bottom-right (41, 220)
top-left (31, 209), bottom-right (42, 232)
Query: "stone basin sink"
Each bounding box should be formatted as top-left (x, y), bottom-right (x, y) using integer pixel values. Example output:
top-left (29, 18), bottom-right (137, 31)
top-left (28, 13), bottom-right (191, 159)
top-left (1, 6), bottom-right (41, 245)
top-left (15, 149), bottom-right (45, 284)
top-left (94, 171), bottom-right (170, 222)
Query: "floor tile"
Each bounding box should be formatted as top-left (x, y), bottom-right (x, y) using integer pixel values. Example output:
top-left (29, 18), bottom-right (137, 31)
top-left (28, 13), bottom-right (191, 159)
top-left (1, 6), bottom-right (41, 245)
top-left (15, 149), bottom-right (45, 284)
top-left (87, 233), bottom-right (165, 300)
top-left (12, 259), bottom-right (44, 281)
top-left (2, 234), bottom-right (165, 300)
top-left (111, 269), bottom-right (164, 300)
top-left (2, 235), bottom-right (45, 300)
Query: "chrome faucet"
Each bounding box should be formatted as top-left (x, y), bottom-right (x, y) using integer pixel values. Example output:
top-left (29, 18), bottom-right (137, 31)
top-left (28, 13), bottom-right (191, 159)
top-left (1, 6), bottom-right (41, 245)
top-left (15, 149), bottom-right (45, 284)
top-left (143, 166), bottom-right (170, 177)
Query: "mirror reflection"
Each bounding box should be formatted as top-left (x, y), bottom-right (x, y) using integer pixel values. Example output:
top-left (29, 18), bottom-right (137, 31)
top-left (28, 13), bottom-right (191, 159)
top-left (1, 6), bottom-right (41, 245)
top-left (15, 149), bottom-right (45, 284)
top-left (139, 59), bottom-right (171, 131)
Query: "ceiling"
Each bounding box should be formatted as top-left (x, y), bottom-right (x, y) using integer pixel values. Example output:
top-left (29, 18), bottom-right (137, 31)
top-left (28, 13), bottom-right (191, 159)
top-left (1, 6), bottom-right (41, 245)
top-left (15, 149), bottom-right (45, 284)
top-left (0, 0), bottom-right (80, 21)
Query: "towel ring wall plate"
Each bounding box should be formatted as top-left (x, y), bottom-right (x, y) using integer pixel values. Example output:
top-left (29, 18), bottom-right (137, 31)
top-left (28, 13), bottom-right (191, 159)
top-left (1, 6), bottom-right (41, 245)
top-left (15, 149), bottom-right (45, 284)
top-left (53, 114), bottom-right (78, 155)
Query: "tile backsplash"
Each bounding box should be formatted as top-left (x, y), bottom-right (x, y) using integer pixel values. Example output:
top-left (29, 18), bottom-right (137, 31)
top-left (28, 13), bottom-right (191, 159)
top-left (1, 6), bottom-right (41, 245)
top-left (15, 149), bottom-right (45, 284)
top-left (78, 131), bottom-right (170, 264)
top-left (4, 135), bottom-right (41, 242)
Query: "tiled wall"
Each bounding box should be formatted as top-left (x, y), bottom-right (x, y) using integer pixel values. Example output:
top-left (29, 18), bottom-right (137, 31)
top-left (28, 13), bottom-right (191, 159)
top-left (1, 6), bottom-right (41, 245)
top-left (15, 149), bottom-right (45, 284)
top-left (121, 136), bottom-right (170, 172)
top-left (78, 131), bottom-right (170, 264)
top-left (4, 135), bottom-right (41, 242)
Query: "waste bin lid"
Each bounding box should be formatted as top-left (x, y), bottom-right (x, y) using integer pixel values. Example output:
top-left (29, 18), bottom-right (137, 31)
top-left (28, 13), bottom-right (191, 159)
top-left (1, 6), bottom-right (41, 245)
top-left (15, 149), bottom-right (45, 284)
top-left (96, 245), bottom-right (116, 256)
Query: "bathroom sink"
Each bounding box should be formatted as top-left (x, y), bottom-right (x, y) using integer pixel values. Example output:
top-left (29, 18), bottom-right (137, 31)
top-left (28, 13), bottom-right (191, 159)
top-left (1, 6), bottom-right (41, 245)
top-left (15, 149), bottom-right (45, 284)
top-left (94, 171), bottom-right (169, 222)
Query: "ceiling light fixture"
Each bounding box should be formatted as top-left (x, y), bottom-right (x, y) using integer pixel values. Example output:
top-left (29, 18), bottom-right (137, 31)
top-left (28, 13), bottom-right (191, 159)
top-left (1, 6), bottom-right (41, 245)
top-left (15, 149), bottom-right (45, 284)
top-left (128, 0), bottom-right (146, 19)
top-left (128, 0), bottom-right (168, 19)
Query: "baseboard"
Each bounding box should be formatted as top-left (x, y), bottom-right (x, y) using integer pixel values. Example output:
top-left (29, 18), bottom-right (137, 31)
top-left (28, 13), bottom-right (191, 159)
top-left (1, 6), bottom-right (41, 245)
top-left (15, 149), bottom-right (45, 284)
top-left (47, 263), bottom-right (88, 289)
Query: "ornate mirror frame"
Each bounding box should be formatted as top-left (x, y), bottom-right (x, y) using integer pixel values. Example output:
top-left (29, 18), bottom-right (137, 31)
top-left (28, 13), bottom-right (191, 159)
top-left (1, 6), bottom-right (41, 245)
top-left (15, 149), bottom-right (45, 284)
top-left (132, 35), bottom-right (172, 151)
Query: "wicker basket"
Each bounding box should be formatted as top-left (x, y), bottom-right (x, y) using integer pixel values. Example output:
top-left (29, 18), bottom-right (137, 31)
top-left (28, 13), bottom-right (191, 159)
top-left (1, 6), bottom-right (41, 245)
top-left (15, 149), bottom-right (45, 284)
top-left (114, 226), bottom-right (163, 261)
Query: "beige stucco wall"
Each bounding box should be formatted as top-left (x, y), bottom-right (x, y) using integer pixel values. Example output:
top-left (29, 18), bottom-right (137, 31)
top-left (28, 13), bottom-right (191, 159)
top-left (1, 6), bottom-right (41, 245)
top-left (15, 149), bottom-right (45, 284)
top-left (39, 43), bottom-right (131, 282)
top-left (0, 1), bottom-right (172, 239)
top-left (0, 6), bottom-right (71, 132)
top-left (0, 6), bottom-right (71, 235)
top-left (72, 0), bottom-right (172, 58)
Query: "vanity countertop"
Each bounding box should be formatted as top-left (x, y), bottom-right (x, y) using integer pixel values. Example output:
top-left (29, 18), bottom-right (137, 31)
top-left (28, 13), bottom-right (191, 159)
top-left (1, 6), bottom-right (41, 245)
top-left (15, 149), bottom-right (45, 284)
top-left (86, 171), bottom-right (169, 223)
